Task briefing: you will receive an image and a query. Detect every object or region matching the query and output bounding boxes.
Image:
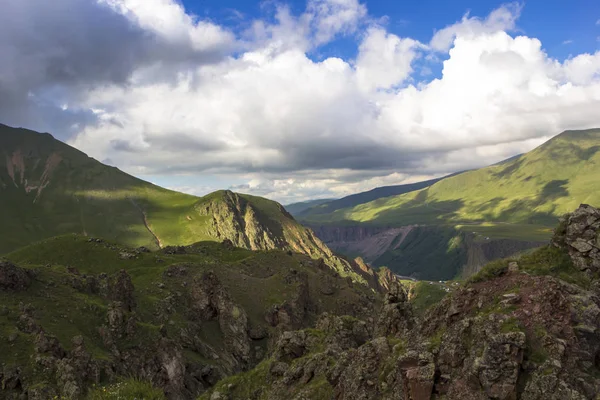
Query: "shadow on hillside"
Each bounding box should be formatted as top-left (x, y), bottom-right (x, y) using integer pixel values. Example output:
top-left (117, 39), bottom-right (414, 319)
top-left (492, 156), bottom-right (525, 178)
top-left (370, 196), bottom-right (465, 225)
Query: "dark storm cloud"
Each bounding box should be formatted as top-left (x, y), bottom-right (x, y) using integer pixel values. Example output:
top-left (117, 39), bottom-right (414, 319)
top-left (0, 0), bottom-right (231, 139)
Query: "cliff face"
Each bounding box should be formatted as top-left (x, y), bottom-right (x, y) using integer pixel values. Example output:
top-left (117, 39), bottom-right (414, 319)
top-left (311, 224), bottom-right (545, 280)
top-left (202, 204), bottom-right (600, 400)
top-left (194, 191), bottom-right (394, 290)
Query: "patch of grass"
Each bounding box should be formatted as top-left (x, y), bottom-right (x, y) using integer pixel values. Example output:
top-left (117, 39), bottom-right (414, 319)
top-left (199, 359), bottom-right (272, 400)
top-left (519, 245), bottom-right (590, 287)
top-left (86, 379), bottom-right (166, 400)
top-left (500, 317), bottom-right (522, 333)
top-left (427, 327), bottom-right (446, 352)
top-left (410, 281), bottom-right (448, 315)
top-left (467, 259), bottom-right (511, 284)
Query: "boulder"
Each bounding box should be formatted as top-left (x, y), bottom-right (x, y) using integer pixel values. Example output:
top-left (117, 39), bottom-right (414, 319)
top-left (0, 261), bottom-right (32, 291)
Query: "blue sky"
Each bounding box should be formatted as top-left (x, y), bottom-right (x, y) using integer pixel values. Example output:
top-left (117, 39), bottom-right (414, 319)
top-left (185, 0), bottom-right (600, 62)
top-left (2, 0), bottom-right (600, 203)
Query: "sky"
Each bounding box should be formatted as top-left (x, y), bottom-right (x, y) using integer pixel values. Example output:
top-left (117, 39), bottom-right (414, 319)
top-left (1, 0), bottom-right (599, 204)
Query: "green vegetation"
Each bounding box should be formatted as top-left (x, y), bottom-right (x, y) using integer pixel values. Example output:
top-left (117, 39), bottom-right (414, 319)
top-left (300, 129), bottom-right (600, 242)
top-left (500, 317), bottom-right (523, 333)
top-left (410, 281), bottom-right (448, 315)
top-left (427, 328), bottom-right (446, 352)
top-left (298, 177), bottom-right (444, 218)
top-left (0, 124), bottom-right (377, 287)
top-left (86, 380), bottom-right (166, 400)
top-left (285, 199), bottom-right (335, 216)
top-left (0, 234), bottom-right (377, 396)
top-left (198, 359), bottom-right (272, 400)
top-left (468, 245), bottom-right (591, 288)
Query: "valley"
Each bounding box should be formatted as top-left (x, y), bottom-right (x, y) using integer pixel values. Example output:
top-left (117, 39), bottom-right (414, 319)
top-left (1, 124), bottom-right (600, 399)
top-left (294, 129), bottom-right (600, 280)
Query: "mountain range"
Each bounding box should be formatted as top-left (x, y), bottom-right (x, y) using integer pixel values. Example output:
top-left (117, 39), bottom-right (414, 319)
top-left (297, 128), bottom-right (600, 279)
top-left (1, 123), bottom-right (600, 399)
top-left (0, 124), bottom-right (393, 289)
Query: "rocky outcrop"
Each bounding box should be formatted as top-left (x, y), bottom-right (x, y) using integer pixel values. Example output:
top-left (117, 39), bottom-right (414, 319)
top-left (553, 203), bottom-right (600, 276)
top-left (375, 281), bottom-right (414, 337)
top-left (193, 190), bottom-right (398, 291)
top-left (0, 260), bottom-right (33, 290)
top-left (189, 271), bottom-right (253, 368)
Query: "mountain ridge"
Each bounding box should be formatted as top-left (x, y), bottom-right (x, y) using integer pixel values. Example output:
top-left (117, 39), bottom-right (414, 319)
top-left (0, 123), bottom-right (388, 288)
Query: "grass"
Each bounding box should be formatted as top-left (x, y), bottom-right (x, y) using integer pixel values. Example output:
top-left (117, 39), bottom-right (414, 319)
top-left (198, 359), bottom-right (272, 400)
top-left (86, 379), bottom-right (166, 400)
top-left (0, 124), bottom-right (375, 287)
top-left (300, 128), bottom-right (600, 242)
top-left (410, 281), bottom-right (449, 315)
top-left (468, 245), bottom-right (590, 288)
top-left (0, 233), bottom-right (378, 396)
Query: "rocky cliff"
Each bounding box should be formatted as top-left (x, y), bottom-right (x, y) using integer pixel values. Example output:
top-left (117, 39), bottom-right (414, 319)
top-left (311, 224), bottom-right (545, 281)
top-left (0, 236), bottom-right (380, 399)
top-left (195, 191), bottom-right (394, 290)
top-left (202, 204), bottom-right (600, 400)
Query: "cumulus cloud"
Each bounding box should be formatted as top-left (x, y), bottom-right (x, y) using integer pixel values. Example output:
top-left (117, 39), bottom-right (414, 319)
top-left (2, 0), bottom-right (600, 202)
top-left (429, 2), bottom-right (522, 52)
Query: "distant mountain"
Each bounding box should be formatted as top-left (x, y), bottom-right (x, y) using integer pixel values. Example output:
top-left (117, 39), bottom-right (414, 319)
top-left (302, 129), bottom-right (600, 279)
top-left (284, 198), bottom-right (335, 216)
top-left (303, 129), bottom-right (600, 235)
top-left (298, 177), bottom-right (446, 219)
top-left (0, 124), bottom-right (389, 288)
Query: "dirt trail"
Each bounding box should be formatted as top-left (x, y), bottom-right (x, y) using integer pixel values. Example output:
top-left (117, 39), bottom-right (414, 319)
top-left (129, 199), bottom-right (162, 249)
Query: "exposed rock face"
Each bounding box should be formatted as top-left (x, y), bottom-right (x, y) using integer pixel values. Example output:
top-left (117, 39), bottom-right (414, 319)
top-left (195, 190), bottom-right (398, 291)
top-left (375, 281), bottom-right (414, 337)
top-left (190, 271), bottom-right (252, 368)
top-left (104, 269), bottom-right (136, 311)
top-left (0, 260), bottom-right (32, 290)
top-left (554, 204), bottom-right (600, 276)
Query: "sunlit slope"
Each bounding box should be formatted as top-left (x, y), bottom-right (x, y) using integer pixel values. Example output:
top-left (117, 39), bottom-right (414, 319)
top-left (0, 124), bottom-right (383, 286)
top-left (302, 129), bottom-right (600, 238)
top-left (0, 125), bottom-right (319, 253)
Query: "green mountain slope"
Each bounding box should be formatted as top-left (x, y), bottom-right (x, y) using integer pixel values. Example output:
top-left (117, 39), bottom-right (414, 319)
top-left (284, 199), bottom-right (334, 216)
top-left (0, 124), bottom-right (387, 287)
top-left (298, 177), bottom-right (445, 219)
top-left (301, 128), bottom-right (600, 240)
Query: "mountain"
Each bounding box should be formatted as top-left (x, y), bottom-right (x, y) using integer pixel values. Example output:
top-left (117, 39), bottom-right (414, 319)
top-left (200, 205), bottom-right (600, 400)
top-left (284, 199), bottom-right (334, 216)
top-left (297, 176), bottom-right (446, 219)
top-left (0, 124), bottom-right (387, 288)
top-left (300, 129), bottom-right (600, 279)
top-left (302, 129), bottom-right (600, 232)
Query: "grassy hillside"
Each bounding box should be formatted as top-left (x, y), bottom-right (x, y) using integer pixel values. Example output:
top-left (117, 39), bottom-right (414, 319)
top-left (300, 129), bottom-right (600, 241)
top-left (284, 199), bottom-right (334, 216)
top-left (0, 124), bottom-right (385, 287)
top-left (0, 235), bottom-right (379, 398)
top-left (298, 177), bottom-right (445, 218)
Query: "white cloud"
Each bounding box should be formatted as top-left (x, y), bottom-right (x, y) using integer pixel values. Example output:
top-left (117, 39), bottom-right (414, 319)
top-left (2, 0), bottom-right (600, 203)
top-left (430, 2), bottom-right (522, 52)
top-left (99, 0), bottom-right (235, 52)
top-left (356, 27), bottom-right (422, 91)
top-left (307, 0), bottom-right (368, 45)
